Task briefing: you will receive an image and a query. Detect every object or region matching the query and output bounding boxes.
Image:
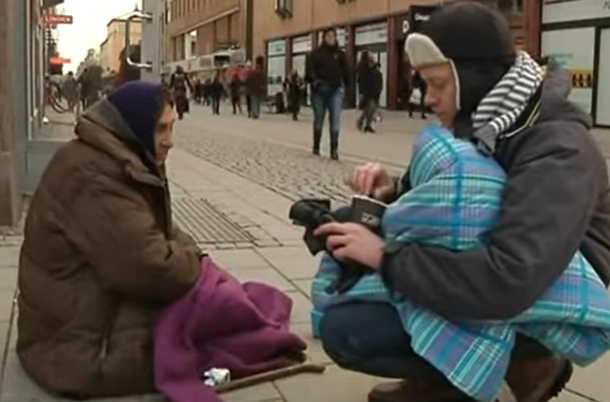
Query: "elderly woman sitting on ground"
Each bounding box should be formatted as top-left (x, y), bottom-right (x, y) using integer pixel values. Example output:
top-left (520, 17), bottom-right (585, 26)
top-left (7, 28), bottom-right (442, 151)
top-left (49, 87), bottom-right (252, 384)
top-left (17, 82), bottom-right (202, 397)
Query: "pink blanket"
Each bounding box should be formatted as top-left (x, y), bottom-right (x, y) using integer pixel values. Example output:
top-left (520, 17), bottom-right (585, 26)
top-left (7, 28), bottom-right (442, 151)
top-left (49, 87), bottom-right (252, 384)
top-left (154, 256), bottom-right (307, 402)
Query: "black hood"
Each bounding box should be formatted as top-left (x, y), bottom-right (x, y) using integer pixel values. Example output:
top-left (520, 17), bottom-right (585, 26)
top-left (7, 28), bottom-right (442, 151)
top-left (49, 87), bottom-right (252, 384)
top-left (81, 99), bottom-right (161, 173)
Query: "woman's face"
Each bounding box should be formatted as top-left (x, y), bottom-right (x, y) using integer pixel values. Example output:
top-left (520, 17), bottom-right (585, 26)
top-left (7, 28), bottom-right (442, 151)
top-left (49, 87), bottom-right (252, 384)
top-left (154, 104), bottom-right (175, 165)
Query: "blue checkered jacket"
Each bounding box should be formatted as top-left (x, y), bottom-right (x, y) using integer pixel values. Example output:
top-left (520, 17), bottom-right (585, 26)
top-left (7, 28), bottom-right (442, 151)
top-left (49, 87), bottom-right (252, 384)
top-left (311, 125), bottom-right (610, 402)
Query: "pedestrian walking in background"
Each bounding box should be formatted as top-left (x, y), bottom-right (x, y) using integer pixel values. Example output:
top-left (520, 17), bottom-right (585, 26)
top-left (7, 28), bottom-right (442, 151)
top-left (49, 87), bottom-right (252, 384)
top-left (356, 52), bottom-right (374, 132)
top-left (306, 28), bottom-right (350, 160)
top-left (408, 70), bottom-right (427, 119)
top-left (358, 62), bottom-right (383, 133)
top-left (202, 79), bottom-right (211, 106)
top-left (62, 71), bottom-right (78, 113)
top-left (356, 51), bottom-right (372, 111)
top-left (287, 71), bottom-right (304, 121)
top-left (77, 69), bottom-right (91, 110)
top-left (193, 79), bottom-right (204, 105)
top-left (210, 73), bottom-right (225, 115)
top-left (230, 75), bottom-right (243, 114)
top-left (169, 66), bottom-right (193, 120)
top-left (245, 56), bottom-right (267, 119)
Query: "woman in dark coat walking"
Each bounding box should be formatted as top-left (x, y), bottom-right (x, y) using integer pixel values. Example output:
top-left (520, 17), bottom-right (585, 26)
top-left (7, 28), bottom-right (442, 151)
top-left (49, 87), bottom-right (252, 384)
top-left (286, 71), bottom-right (304, 120)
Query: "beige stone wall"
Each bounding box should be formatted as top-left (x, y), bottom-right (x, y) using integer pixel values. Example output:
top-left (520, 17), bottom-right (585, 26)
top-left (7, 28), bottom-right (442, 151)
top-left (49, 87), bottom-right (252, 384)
top-left (165, 0), bottom-right (246, 62)
top-left (0, 0), bottom-right (20, 225)
top-left (100, 21), bottom-right (143, 73)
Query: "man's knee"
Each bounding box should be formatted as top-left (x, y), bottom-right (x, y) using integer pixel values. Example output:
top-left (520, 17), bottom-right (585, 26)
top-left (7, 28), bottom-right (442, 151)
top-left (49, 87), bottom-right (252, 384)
top-left (319, 307), bottom-right (364, 370)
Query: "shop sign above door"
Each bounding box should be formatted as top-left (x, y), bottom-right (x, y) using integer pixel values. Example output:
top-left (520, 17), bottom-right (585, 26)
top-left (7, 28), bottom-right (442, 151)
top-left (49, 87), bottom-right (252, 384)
top-left (267, 40), bottom-right (286, 56)
top-left (355, 22), bottom-right (388, 46)
top-left (394, 5), bottom-right (438, 40)
top-left (292, 35), bottom-right (312, 53)
top-left (542, 0), bottom-right (610, 24)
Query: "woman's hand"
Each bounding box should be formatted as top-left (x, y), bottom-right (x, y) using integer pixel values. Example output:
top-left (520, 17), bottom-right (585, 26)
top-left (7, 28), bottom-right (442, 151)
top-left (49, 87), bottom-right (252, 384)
top-left (347, 162), bottom-right (394, 198)
top-left (314, 222), bottom-right (386, 270)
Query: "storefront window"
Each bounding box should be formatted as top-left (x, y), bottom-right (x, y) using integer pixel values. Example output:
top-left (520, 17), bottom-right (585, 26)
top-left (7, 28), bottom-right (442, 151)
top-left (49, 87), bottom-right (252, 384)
top-left (597, 28), bottom-right (610, 125)
top-left (541, 27), bottom-right (595, 114)
top-left (542, 0), bottom-right (610, 24)
top-left (267, 39), bottom-right (286, 95)
top-left (189, 30), bottom-right (197, 58)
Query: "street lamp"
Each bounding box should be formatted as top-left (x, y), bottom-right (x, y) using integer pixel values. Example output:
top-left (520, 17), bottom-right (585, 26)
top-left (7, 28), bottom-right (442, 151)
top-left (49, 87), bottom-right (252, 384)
top-left (120, 10), bottom-right (154, 70)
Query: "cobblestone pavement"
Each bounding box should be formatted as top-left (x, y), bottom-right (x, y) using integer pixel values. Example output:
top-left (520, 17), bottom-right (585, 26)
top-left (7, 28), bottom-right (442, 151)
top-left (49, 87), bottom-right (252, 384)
top-left (177, 105), bottom-right (610, 205)
top-left (175, 106), bottom-right (425, 204)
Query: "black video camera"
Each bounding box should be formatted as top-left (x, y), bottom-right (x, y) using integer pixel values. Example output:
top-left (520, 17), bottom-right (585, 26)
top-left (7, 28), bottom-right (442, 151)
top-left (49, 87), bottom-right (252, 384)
top-left (288, 198), bottom-right (380, 294)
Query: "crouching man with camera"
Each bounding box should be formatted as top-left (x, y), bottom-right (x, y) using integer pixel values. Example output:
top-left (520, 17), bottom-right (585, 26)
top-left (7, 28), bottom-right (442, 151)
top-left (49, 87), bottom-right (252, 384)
top-left (298, 3), bottom-right (610, 402)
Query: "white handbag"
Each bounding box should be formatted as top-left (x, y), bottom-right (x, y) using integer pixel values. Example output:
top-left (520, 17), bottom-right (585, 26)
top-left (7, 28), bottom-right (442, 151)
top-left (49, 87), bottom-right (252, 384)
top-left (409, 88), bottom-right (422, 105)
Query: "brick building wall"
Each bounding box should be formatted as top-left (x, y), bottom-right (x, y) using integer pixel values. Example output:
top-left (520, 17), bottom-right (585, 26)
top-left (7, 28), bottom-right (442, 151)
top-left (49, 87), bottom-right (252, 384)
top-left (252, 0), bottom-right (539, 110)
top-left (165, 0), bottom-right (245, 63)
top-left (252, 0), bottom-right (442, 57)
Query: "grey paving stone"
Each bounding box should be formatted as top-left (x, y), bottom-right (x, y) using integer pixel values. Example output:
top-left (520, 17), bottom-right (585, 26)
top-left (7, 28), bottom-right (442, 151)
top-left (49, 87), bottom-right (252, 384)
top-left (0, 351), bottom-right (63, 402)
top-left (286, 291), bottom-right (312, 325)
top-left (0, 269), bottom-right (17, 291)
top-left (221, 383), bottom-right (281, 402)
top-left (0, 321), bottom-right (8, 357)
top-left (289, 322), bottom-right (332, 365)
top-left (0, 247), bottom-right (19, 269)
top-left (257, 247), bottom-right (319, 280)
top-left (560, 390), bottom-right (607, 402)
top-left (0, 290), bottom-right (15, 323)
top-left (208, 249), bottom-right (270, 270)
top-left (567, 353), bottom-right (610, 402)
top-left (228, 268), bottom-right (296, 292)
top-left (274, 364), bottom-right (384, 402)
top-left (290, 279), bottom-right (313, 298)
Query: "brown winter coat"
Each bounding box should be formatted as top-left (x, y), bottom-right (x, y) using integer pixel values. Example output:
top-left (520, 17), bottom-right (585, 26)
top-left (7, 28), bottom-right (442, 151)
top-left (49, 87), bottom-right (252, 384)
top-left (245, 68), bottom-right (267, 97)
top-left (17, 100), bottom-right (202, 398)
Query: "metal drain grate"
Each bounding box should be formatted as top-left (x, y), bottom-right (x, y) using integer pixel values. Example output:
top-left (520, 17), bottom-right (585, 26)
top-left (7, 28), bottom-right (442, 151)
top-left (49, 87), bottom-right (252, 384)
top-left (172, 198), bottom-right (254, 244)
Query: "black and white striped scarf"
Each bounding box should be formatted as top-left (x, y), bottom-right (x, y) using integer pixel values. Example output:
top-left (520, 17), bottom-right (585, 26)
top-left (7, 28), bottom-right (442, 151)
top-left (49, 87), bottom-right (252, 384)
top-left (471, 52), bottom-right (544, 155)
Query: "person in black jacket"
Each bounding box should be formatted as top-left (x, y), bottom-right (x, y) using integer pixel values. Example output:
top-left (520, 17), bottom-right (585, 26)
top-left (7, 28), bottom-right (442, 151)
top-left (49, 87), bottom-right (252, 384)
top-left (356, 52), bottom-right (373, 130)
top-left (314, 3), bottom-right (610, 402)
top-left (408, 70), bottom-right (427, 119)
top-left (286, 70), bottom-right (304, 121)
top-left (305, 28), bottom-right (350, 160)
top-left (357, 62), bottom-right (383, 133)
top-left (230, 75), bottom-right (243, 114)
top-left (209, 73), bottom-right (225, 115)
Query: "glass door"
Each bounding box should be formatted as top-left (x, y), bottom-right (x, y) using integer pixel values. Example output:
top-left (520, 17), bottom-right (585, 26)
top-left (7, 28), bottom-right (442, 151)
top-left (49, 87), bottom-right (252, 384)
top-left (596, 28), bottom-right (610, 126)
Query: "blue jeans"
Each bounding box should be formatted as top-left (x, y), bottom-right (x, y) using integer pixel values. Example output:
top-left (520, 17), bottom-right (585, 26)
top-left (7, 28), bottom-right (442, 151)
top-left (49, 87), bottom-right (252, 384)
top-left (311, 87), bottom-right (344, 140)
top-left (320, 302), bottom-right (449, 383)
top-left (320, 302), bottom-right (553, 384)
top-left (250, 95), bottom-right (262, 118)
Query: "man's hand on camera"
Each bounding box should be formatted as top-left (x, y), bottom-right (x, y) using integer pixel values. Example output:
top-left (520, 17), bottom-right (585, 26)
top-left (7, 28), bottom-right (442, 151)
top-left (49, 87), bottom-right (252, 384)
top-left (314, 222), bottom-right (385, 270)
top-left (348, 162), bottom-right (394, 198)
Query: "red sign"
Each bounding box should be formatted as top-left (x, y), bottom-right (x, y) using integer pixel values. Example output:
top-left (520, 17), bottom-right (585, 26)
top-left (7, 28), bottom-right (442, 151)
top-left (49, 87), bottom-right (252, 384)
top-left (43, 14), bottom-right (73, 25)
top-left (49, 57), bottom-right (71, 65)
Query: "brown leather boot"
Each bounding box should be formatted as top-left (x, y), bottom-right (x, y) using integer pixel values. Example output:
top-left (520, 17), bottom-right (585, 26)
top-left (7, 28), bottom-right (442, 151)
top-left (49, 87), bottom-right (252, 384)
top-left (505, 355), bottom-right (572, 402)
top-left (368, 380), bottom-right (475, 402)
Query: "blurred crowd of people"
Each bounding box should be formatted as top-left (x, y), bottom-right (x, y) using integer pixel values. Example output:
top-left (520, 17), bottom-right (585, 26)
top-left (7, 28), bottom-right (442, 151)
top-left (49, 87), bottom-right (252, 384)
top-left (50, 34), bottom-right (429, 164)
top-left (165, 56), bottom-right (269, 120)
